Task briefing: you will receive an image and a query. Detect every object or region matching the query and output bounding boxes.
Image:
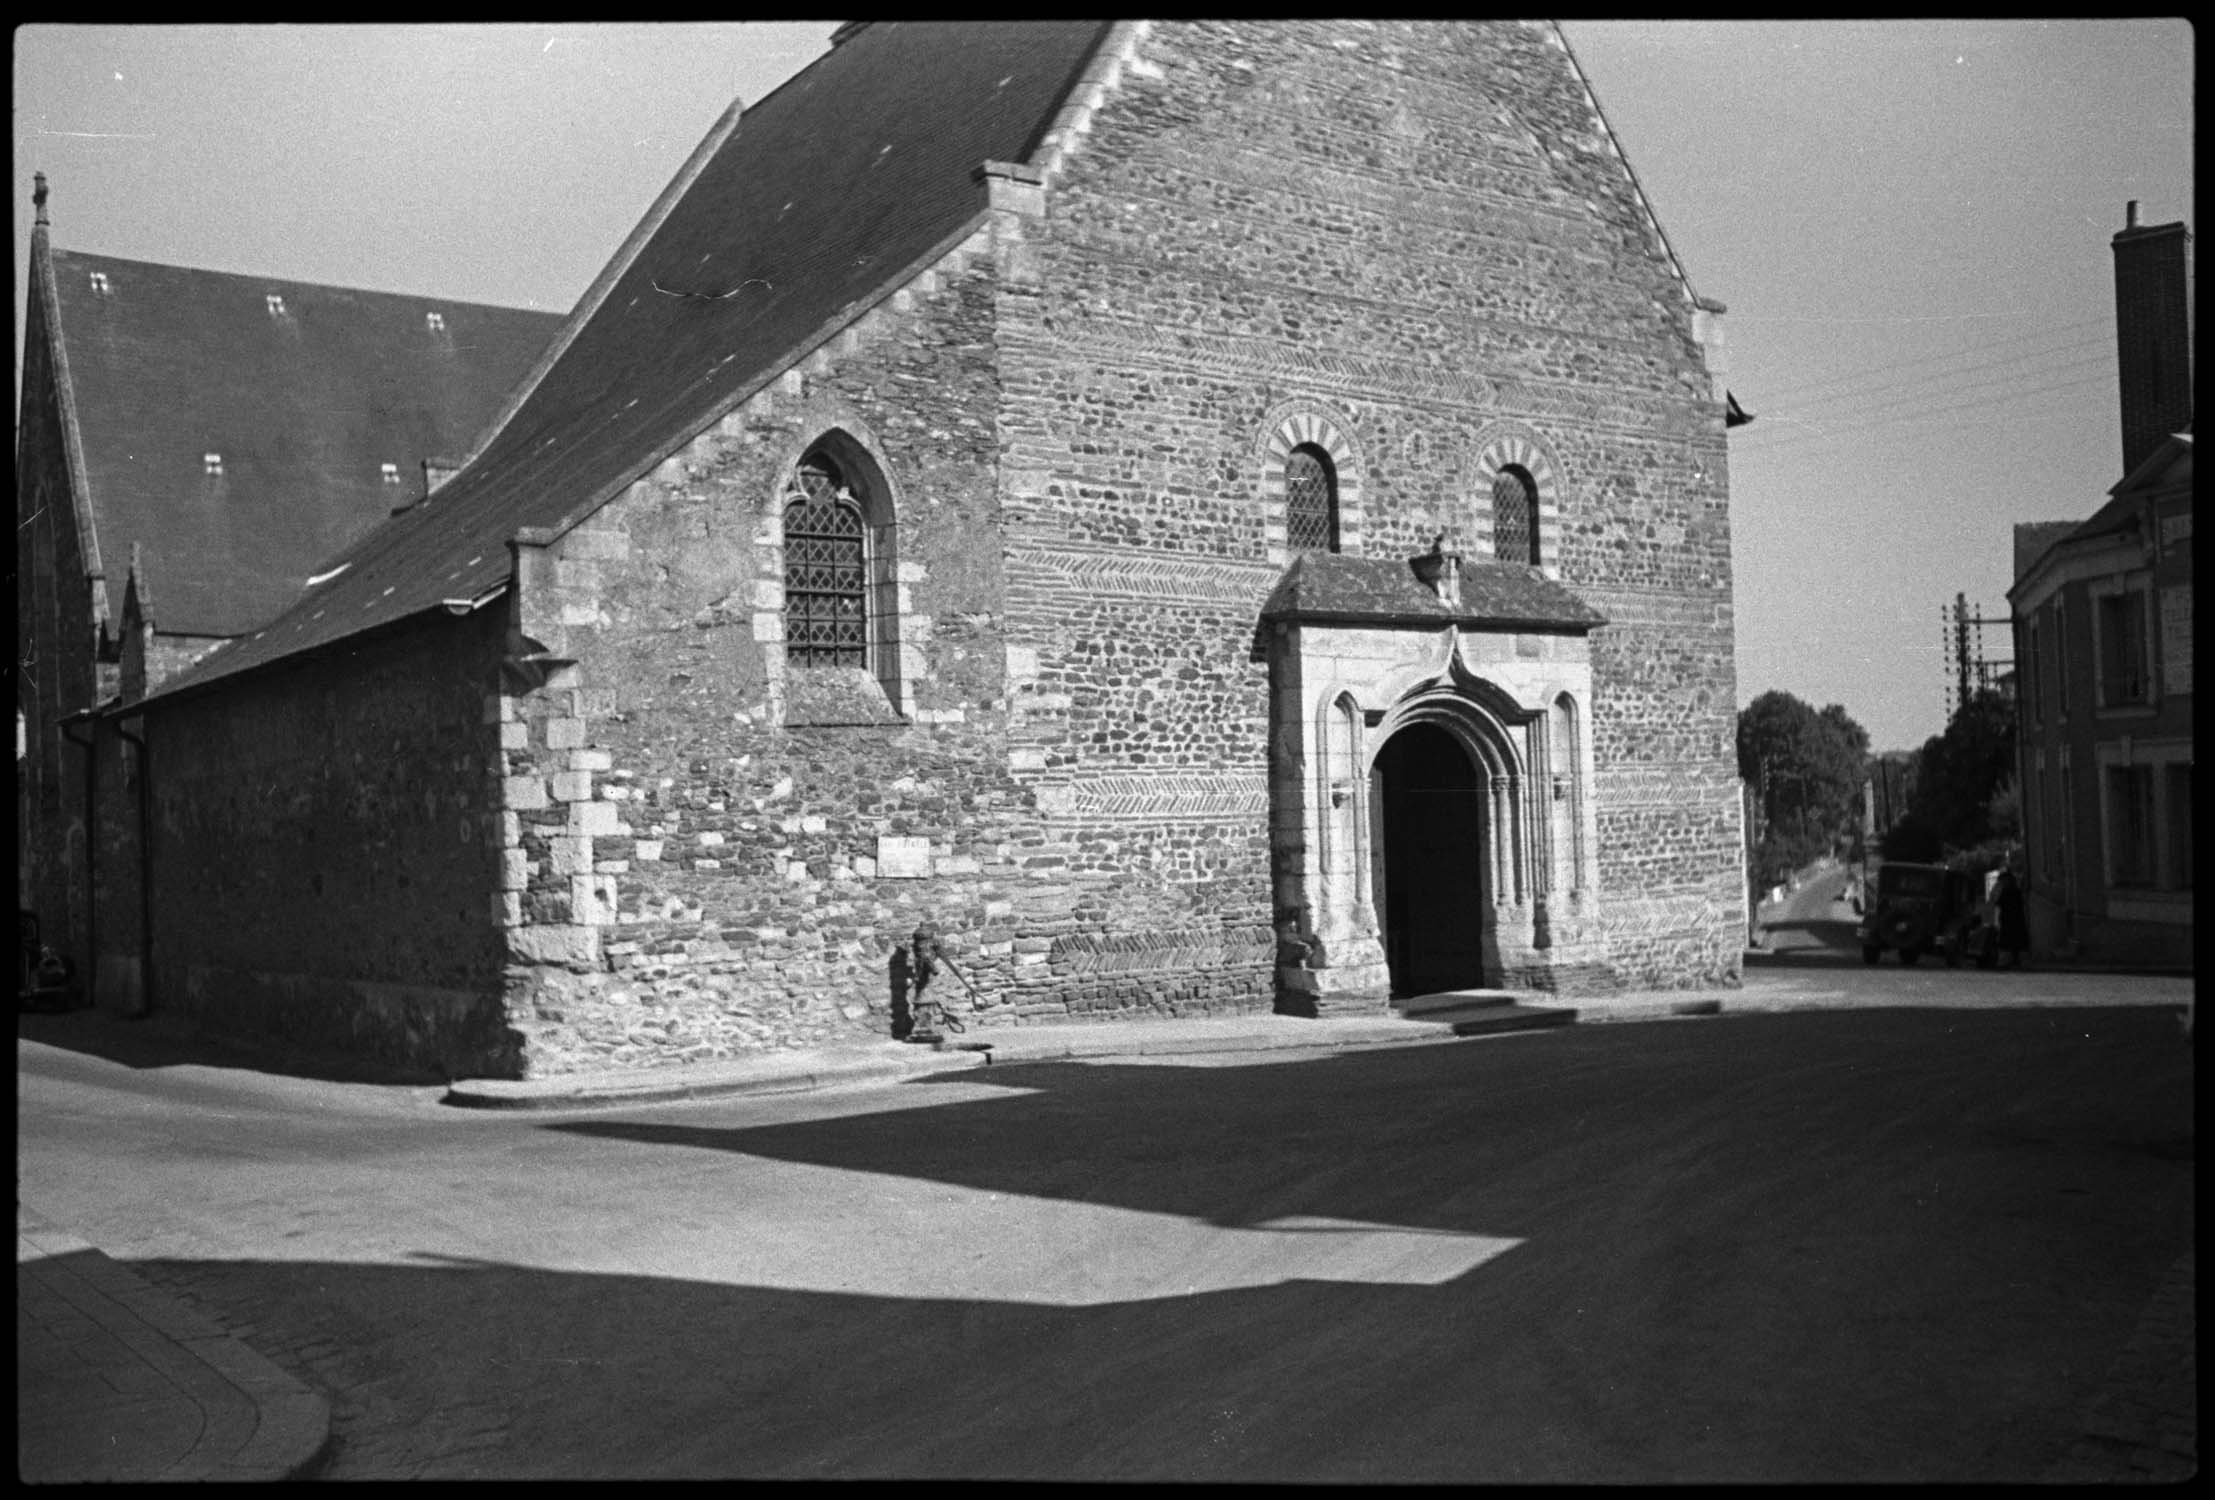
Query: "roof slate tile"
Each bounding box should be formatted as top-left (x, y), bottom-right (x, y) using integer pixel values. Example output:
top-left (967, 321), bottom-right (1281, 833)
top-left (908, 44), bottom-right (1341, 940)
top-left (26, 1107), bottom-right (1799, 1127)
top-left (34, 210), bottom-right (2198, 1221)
top-left (48, 250), bottom-right (560, 639)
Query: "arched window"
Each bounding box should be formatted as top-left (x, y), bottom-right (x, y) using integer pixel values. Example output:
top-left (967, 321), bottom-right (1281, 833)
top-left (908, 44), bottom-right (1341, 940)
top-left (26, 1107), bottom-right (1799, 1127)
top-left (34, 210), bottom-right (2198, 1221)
top-left (782, 455), bottom-right (867, 668)
top-left (1285, 444), bottom-right (1340, 555)
top-left (1492, 464), bottom-right (1540, 566)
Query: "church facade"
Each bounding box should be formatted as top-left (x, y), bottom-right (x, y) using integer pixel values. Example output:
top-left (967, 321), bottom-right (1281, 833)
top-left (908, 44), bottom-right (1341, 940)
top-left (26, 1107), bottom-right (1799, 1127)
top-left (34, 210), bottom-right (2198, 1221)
top-left (60, 21), bottom-right (1746, 1078)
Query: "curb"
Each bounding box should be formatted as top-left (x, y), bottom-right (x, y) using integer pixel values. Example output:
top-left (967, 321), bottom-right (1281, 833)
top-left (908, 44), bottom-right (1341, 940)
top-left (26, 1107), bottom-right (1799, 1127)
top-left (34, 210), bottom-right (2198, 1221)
top-left (443, 1042), bottom-right (991, 1110)
top-left (17, 1206), bottom-right (334, 1482)
top-left (436, 977), bottom-right (2193, 1113)
top-left (441, 1016), bottom-right (1475, 1110)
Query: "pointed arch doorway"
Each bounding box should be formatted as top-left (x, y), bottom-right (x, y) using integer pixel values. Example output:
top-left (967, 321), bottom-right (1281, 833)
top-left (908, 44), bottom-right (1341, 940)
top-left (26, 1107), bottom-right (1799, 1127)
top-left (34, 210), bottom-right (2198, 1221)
top-left (1370, 721), bottom-right (1487, 997)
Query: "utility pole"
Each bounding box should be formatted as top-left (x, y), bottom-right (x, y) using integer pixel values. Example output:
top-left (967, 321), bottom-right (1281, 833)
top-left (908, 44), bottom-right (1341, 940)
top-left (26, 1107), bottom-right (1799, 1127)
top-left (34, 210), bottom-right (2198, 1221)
top-left (1943, 593), bottom-right (2015, 721)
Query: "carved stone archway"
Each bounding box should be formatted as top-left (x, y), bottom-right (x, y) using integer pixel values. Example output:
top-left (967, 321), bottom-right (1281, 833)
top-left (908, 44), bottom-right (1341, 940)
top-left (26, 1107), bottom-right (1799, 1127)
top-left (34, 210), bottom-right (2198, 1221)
top-left (1261, 542), bottom-right (1608, 1013)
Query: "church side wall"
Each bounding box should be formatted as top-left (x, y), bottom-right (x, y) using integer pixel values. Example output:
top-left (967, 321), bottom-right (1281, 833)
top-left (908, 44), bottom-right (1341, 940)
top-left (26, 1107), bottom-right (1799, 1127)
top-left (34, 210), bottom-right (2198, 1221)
top-left (134, 608), bottom-right (515, 1078)
top-left (998, 19), bottom-right (1742, 999)
top-left (491, 240), bottom-right (1048, 1074)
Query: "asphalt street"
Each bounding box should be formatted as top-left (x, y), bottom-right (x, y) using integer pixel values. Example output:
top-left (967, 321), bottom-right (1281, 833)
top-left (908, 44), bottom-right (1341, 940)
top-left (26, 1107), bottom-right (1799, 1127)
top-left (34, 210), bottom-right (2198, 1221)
top-left (17, 969), bottom-right (2195, 1481)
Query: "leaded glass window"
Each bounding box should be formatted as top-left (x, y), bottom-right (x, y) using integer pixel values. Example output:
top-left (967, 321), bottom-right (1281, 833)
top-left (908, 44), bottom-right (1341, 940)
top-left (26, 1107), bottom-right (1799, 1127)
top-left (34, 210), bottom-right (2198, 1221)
top-left (1285, 445), bottom-right (1339, 554)
top-left (783, 458), bottom-right (867, 667)
top-left (1492, 465), bottom-right (1538, 566)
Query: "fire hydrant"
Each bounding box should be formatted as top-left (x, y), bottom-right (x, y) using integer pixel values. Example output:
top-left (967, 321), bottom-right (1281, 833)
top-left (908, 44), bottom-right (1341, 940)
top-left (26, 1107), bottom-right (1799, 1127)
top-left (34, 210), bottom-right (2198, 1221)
top-left (904, 923), bottom-right (947, 1043)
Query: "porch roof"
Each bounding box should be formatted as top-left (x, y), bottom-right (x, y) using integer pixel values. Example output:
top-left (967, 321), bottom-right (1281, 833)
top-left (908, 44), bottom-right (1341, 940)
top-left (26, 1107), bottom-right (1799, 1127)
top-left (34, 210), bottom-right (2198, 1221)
top-left (1260, 552), bottom-right (1608, 632)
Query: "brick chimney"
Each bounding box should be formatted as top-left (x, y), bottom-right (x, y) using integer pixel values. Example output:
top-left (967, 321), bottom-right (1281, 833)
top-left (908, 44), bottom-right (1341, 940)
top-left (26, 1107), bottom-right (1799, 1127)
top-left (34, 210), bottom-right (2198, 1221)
top-left (2111, 200), bottom-right (2194, 476)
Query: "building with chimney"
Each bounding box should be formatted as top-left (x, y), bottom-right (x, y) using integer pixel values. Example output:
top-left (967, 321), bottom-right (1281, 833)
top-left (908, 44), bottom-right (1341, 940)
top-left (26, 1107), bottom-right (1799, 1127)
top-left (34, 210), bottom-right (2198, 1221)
top-left (2008, 202), bottom-right (2193, 969)
top-left (15, 175), bottom-right (561, 993)
top-left (48, 22), bottom-right (1747, 1077)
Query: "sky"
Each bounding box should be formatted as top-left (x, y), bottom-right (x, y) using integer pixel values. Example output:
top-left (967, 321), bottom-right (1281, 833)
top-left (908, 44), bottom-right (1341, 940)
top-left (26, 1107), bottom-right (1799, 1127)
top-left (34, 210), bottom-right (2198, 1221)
top-left (13, 21), bottom-right (2195, 752)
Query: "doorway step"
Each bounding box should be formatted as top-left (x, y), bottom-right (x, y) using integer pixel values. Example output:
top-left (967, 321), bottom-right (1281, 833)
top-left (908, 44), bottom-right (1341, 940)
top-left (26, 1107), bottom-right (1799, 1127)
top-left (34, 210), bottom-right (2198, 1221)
top-left (1398, 989), bottom-right (1577, 1037)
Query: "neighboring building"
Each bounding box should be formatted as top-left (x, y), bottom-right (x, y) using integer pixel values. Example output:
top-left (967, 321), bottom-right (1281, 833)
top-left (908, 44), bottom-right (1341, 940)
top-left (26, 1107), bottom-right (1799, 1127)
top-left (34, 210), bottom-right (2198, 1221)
top-left (14, 175), bottom-right (562, 991)
top-left (2008, 203), bottom-right (2192, 969)
top-left (67, 21), bottom-right (1746, 1077)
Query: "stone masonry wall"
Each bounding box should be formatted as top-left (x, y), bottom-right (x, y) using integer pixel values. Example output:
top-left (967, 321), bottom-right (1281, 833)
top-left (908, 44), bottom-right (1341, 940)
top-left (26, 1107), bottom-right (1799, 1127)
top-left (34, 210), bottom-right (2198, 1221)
top-left (140, 609), bottom-right (515, 1077)
top-left (491, 231), bottom-right (1073, 1075)
top-left (997, 19), bottom-right (1742, 996)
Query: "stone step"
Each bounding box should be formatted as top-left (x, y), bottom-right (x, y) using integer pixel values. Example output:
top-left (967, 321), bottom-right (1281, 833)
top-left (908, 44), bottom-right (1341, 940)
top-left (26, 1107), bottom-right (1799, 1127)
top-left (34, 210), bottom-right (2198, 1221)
top-left (1399, 988), bottom-right (1534, 1017)
top-left (1397, 989), bottom-right (1578, 1037)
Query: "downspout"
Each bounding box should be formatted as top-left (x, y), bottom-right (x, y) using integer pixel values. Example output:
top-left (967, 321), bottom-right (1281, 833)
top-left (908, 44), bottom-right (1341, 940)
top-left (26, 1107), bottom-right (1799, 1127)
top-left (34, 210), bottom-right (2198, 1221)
top-left (112, 711), bottom-right (153, 1017)
top-left (57, 708), bottom-right (99, 1005)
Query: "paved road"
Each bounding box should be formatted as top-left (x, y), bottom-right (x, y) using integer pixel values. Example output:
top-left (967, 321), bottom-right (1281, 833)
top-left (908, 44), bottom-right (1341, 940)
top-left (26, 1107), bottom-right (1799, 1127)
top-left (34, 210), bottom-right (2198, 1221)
top-left (1755, 855), bottom-right (1864, 955)
top-left (17, 973), bottom-right (2194, 1481)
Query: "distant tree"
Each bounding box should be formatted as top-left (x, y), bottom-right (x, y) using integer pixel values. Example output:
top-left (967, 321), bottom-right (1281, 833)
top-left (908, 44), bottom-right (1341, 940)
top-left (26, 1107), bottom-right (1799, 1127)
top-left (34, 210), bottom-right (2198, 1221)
top-left (1885, 689), bottom-right (2017, 860)
top-left (1737, 691), bottom-right (1871, 886)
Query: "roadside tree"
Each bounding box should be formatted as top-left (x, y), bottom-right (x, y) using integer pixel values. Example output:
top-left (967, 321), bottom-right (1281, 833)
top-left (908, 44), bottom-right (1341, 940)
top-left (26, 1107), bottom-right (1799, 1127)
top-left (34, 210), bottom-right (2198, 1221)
top-left (1879, 689), bottom-right (2017, 863)
top-left (1737, 690), bottom-right (1870, 886)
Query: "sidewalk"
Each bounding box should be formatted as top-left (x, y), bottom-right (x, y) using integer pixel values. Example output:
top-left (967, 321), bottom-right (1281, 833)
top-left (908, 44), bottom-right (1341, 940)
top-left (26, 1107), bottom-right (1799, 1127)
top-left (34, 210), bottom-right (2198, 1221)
top-left (17, 1203), bottom-right (331, 1482)
top-left (439, 964), bottom-right (2194, 1111)
top-left (442, 1008), bottom-right (1493, 1110)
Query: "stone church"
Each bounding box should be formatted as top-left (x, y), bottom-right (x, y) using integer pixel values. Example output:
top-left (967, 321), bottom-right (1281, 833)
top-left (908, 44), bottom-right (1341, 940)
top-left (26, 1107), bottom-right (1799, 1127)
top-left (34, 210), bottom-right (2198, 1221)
top-left (29, 21), bottom-right (1746, 1079)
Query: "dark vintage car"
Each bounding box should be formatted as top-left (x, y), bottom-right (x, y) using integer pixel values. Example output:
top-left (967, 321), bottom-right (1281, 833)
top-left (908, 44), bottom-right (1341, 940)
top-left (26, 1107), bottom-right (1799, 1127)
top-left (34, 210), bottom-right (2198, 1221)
top-left (1858, 863), bottom-right (1993, 967)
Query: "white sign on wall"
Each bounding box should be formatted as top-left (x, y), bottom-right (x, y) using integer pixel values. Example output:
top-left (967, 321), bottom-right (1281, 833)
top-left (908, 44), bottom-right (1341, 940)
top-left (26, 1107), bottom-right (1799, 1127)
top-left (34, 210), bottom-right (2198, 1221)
top-left (2161, 584), bottom-right (2192, 695)
top-left (877, 835), bottom-right (933, 879)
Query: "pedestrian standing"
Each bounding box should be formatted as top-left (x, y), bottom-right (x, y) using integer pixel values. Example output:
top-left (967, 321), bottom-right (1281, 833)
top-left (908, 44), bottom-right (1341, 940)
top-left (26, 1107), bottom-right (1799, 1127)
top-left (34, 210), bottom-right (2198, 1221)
top-left (1992, 868), bottom-right (2028, 969)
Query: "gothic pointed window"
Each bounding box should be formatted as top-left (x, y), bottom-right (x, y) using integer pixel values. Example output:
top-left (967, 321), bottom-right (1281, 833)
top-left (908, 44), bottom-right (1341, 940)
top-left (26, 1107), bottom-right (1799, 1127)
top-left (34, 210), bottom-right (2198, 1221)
top-left (1492, 464), bottom-right (1539, 566)
top-left (782, 456), bottom-right (867, 668)
top-left (1285, 444), bottom-right (1340, 554)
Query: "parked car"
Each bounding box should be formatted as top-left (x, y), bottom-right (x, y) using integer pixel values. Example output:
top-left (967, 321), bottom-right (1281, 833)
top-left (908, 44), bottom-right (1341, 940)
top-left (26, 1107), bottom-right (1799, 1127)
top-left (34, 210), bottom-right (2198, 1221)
top-left (1857, 863), bottom-right (1990, 967)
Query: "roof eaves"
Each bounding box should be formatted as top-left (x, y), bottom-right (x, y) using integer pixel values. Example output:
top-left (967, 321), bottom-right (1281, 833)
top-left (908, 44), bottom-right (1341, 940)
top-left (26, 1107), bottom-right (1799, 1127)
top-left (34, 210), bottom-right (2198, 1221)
top-left (137, 590), bottom-right (496, 712)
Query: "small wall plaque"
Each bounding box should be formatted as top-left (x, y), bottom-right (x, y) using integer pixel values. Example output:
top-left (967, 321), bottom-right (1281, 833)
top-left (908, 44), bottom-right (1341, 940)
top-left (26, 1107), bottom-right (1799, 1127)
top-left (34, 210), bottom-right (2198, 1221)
top-left (878, 835), bottom-right (932, 879)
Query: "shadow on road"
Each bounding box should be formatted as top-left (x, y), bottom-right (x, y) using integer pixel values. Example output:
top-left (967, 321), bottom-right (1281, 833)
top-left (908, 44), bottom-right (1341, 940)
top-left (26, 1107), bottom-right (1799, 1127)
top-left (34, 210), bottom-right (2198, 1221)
top-left (552, 1008), bottom-right (2192, 1230)
top-left (133, 1006), bottom-right (2191, 1481)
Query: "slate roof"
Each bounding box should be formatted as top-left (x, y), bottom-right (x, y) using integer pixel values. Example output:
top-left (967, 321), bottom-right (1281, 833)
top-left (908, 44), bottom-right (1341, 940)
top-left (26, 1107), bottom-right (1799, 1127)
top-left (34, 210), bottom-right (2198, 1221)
top-left (159, 20), bottom-right (1113, 700)
top-left (43, 249), bottom-right (561, 638)
top-left (1261, 551), bottom-right (1609, 632)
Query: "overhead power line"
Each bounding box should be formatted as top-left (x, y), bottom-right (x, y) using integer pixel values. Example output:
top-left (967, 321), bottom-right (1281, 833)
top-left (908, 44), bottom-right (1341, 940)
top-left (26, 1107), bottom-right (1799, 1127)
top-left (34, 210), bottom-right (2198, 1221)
top-left (1753, 326), bottom-right (2113, 411)
top-left (1741, 347), bottom-right (2117, 439)
top-left (1731, 371), bottom-right (2115, 454)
